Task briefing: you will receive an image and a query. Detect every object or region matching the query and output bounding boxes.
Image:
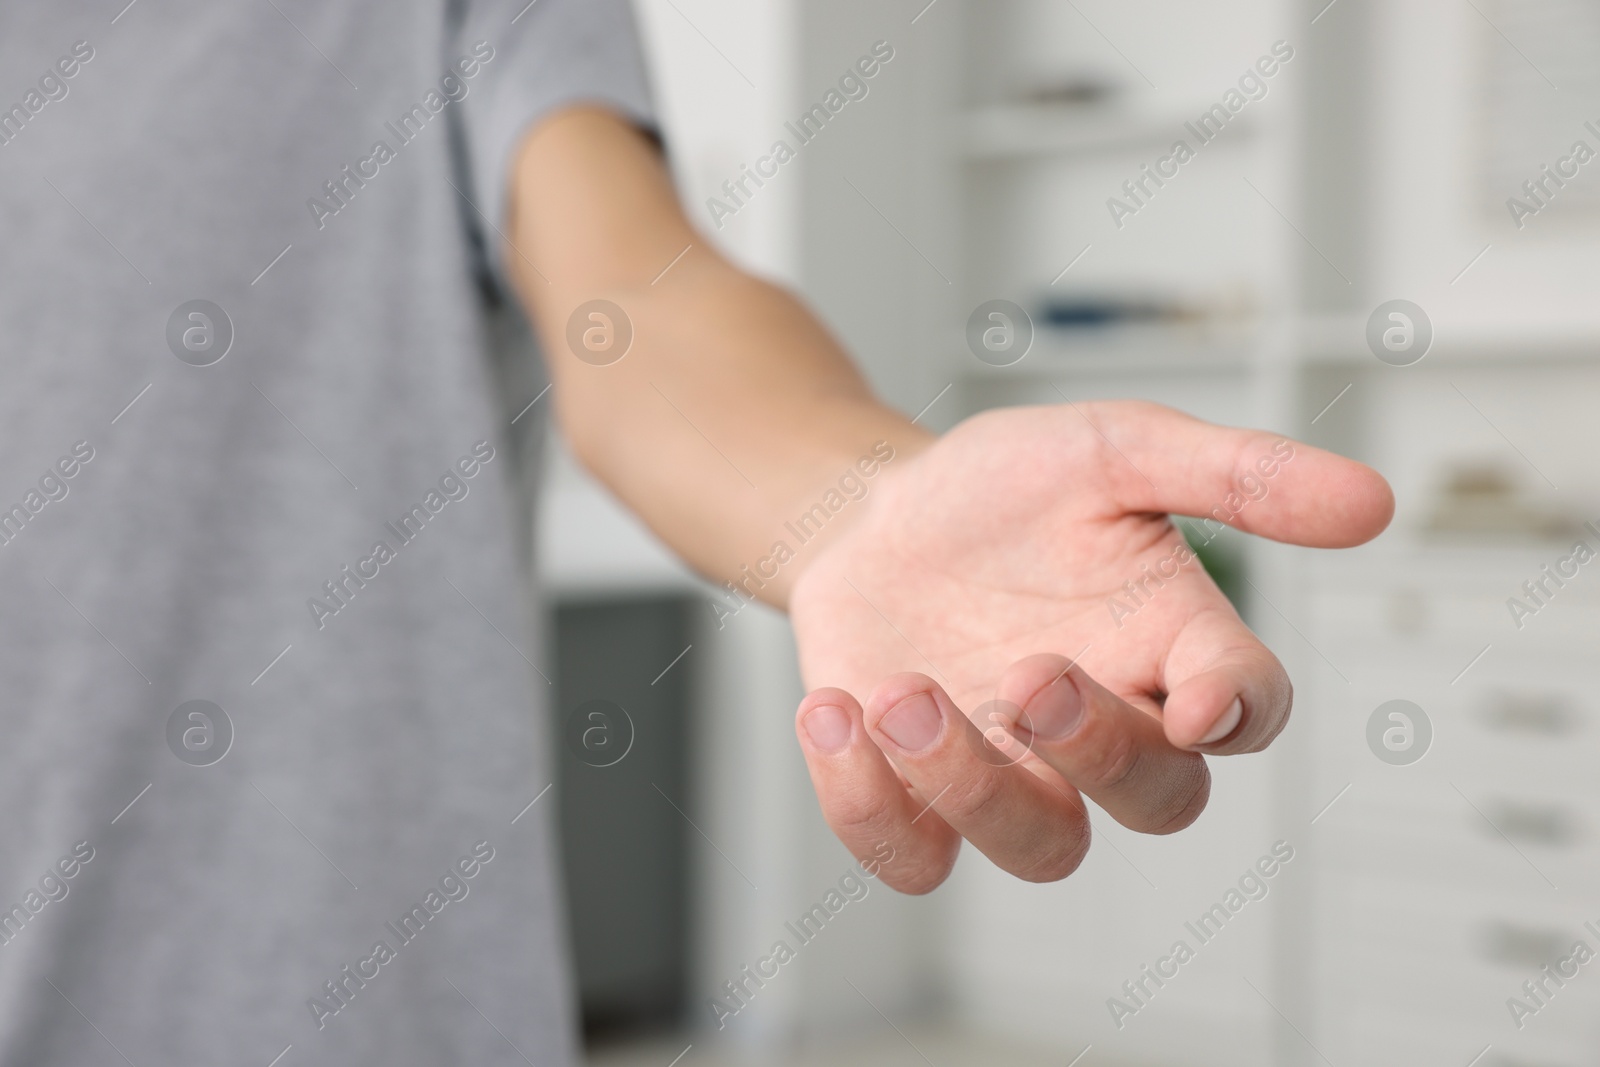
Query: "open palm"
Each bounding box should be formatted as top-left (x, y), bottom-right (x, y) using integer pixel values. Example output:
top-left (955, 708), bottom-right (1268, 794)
top-left (788, 401), bottom-right (1392, 893)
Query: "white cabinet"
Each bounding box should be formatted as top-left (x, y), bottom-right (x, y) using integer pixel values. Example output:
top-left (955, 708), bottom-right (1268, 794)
top-left (1304, 551), bottom-right (1600, 1066)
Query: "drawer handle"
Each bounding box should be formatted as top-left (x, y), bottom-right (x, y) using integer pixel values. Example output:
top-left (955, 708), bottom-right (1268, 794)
top-left (1482, 1055), bottom-right (1577, 1067)
top-left (1479, 921), bottom-right (1568, 969)
top-left (1482, 693), bottom-right (1577, 736)
top-left (1478, 802), bottom-right (1580, 847)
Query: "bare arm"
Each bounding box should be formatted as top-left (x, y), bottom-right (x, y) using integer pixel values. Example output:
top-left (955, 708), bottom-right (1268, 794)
top-left (506, 105), bottom-right (929, 606)
top-left (504, 104), bottom-right (1394, 895)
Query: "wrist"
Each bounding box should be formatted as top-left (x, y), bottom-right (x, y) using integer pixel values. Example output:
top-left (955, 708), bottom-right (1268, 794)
top-left (756, 406), bottom-right (931, 608)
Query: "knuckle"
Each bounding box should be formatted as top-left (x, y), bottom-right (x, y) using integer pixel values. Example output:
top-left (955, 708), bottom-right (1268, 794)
top-left (825, 784), bottom-right (901, 846)
top-left (1079, 719), bottom-right (1143, 793)
top-left (1230, 432), bottom-right (1277, 496)
top-left (939, 767), bottom-right (1009, 825)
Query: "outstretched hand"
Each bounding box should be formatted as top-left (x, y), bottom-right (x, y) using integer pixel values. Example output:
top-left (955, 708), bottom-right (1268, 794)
top-left (788, 401), bottom-right (1393, 894)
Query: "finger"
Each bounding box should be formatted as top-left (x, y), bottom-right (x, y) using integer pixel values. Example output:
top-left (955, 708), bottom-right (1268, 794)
top-left (795, 687), bottom-right (961, 894)
top-left (994, 654), bottom-right (1210, 835)
top-left (1087, 401), bottom-right (1394, 548)
top-left (861, 673), bottom-right (1091, 884)
top-left (1161, 607), bottom-right (1293, 754)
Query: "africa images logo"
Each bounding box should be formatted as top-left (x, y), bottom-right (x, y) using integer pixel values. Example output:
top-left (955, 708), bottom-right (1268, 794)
top-left (307, 841), bottom-right (496, 1031)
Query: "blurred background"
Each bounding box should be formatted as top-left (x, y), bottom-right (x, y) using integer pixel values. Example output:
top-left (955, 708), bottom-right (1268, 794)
top-left (539, 1), bottom-right (1600, 1064)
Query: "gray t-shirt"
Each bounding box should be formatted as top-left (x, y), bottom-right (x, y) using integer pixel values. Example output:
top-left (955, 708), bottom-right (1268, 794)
top-left (0, 2), bottom-right (653, 1063)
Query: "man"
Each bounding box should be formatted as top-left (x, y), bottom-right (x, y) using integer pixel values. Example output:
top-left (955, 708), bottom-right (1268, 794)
top-left (0, 0), bottom-right (1392, 1063)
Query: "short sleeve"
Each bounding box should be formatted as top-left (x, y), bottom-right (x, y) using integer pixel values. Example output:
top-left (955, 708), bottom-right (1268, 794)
top-left (449, 0), bottom-right (658, 286)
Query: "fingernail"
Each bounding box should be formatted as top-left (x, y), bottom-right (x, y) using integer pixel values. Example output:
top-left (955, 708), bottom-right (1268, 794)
top-left (803, 705), bottom-right (853, 753)
top-left (1200, 698), bottom-right (1243, 745)
top-left (879, 693), bottom-right (943, 752)
top-left (1022, 675), bottom-right (1084, 741)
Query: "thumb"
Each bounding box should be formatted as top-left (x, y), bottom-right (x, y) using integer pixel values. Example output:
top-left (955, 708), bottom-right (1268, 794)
top-left (1086, 400), bottom-right (1394, 548)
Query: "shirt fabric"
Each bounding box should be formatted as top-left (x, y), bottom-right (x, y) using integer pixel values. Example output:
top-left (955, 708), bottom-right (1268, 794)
top-left (0, 1), bottom-right (654, 1063)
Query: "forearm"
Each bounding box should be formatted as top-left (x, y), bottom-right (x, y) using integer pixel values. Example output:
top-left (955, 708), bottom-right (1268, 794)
top-left (553, 264), bottom-right (929, 607)
top-left (508, 107), bottom-right (931, 606)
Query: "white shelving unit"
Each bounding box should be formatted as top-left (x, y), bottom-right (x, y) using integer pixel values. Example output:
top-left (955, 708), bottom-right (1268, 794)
top-left (960, 103), bottom-right (1264, 160)
top-left (1287, 4), bottom-right (1600, 1066)
top-left (913, 1), bottom-right (1596, 1060)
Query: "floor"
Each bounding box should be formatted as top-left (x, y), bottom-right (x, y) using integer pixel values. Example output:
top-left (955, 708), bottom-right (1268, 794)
top-left (586, 1025), bottom-right (1097, 1067)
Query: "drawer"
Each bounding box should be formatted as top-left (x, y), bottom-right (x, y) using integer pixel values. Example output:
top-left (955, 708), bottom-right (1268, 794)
top-left (1319, 784), bottom-right (1600, 896)
top-left (1315, 876), bottom-right (1600, 1055)
top-left (1305, 663), bottom-right (1600, 800)
top-left (1334, 1009), bottom-right (1598, 1067)
top-left (1307, 550), bottom-right (1600, 640)
top-left (1323, 876), bottom-right (1600, 1006)
top-left (1311, 585), bottom-right (1506, 648)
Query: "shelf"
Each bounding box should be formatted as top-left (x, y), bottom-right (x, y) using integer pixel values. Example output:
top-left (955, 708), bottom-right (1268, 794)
top-left (958, 322), bottom-right (1259, 377)
top-left (1296, 314), bottom-right (1600, 367)
top-left (958, 102), bottom-right (1260, 161)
